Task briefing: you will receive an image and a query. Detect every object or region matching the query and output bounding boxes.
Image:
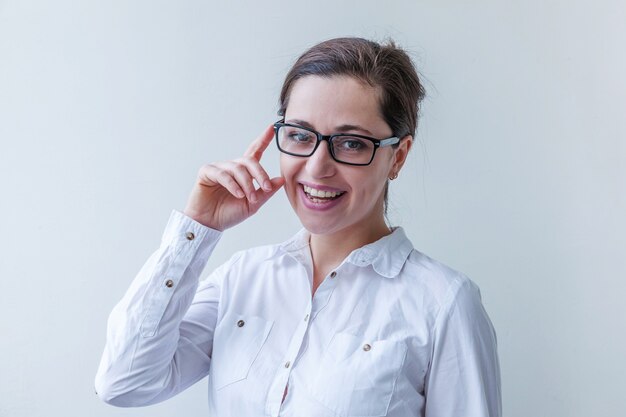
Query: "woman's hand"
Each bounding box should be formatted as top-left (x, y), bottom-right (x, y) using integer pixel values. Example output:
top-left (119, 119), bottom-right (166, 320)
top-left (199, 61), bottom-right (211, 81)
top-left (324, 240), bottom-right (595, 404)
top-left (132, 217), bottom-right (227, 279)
top-left (183, 125), bottom-right (285, 231)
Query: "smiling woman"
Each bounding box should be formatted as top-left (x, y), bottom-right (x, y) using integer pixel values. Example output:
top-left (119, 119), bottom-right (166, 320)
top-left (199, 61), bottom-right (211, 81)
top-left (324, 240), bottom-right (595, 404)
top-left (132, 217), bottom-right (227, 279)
top-left (278, 75), bottom-right (411, 288)
top-left (95, 37), bottom-right (501, 417)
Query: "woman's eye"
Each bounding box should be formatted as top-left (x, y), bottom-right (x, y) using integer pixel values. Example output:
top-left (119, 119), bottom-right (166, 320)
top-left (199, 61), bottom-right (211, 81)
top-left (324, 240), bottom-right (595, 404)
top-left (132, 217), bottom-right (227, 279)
top-left (337, 137), bottom-right (367, 151)
top-left (288, 131), bottom-right (313, 143)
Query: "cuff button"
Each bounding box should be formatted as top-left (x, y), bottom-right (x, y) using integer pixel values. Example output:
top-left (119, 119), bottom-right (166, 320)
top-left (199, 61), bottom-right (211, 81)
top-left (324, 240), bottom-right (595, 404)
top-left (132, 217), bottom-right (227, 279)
top-left (185, 232), bottom-right (195, 241)
top-left (165, 279), bottom-right (174, 288)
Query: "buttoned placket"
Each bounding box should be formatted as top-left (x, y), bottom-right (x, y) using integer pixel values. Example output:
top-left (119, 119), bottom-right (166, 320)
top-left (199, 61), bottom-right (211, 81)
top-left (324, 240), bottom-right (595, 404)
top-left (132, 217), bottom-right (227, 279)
top-left (265, 266), bottom-right (341, 417)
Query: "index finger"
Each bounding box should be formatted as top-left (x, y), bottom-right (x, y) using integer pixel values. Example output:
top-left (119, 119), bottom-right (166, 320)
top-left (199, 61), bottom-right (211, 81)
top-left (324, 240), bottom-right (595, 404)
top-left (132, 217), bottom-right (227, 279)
top-left (244, 124), bottom-right (275, 161)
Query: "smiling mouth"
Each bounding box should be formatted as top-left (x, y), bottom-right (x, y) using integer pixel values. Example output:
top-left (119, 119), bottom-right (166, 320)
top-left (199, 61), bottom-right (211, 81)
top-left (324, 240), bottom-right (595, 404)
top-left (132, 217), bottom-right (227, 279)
top-left (302, 184), bottom-right (345, 203)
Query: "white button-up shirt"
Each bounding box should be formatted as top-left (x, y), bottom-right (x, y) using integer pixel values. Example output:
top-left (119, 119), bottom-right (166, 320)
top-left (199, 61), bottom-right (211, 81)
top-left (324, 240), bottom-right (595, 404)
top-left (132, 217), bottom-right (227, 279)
top-left (95, 210), bottom-right (501, 417)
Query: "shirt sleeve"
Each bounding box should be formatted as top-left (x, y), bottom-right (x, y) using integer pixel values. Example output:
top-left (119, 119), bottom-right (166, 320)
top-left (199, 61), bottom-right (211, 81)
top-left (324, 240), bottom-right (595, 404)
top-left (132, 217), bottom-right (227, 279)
top-left (424, 277), bottom-right (502, 417)
top-left (95, 210), bottom-right (223, 407)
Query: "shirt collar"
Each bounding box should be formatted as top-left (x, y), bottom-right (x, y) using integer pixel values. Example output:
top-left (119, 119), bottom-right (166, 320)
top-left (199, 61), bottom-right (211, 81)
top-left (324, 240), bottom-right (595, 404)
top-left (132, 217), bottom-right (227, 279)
top-left (345, 227), bottom-right (413, 278)
top-left (278, 227), bottom-right (413, 279)
top-left (278, 228), bottom-right (312, 266)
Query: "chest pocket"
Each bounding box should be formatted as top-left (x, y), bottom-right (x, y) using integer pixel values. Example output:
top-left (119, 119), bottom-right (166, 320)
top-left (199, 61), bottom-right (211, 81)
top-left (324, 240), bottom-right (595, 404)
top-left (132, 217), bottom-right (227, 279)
top-left (210, 313), bottom-right (273, 390)
top-left (308, 332), bottom-right (407, 417)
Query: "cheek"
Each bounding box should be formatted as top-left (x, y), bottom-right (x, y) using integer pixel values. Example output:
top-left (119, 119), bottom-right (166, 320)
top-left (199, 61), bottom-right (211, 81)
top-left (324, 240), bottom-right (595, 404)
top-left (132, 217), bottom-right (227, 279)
top-left (279, 155), bottom-right (298, 194)
top-left (354, 168), bottom-right (390, 204)
top-left (347, 172), bottom-right (385, 203)
top-left (279, 154), bottom-right (292, 178)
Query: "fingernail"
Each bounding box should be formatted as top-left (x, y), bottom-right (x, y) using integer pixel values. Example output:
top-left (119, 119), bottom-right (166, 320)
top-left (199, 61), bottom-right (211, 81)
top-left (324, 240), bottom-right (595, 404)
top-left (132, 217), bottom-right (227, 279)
top-left (263, 180), bottom-right (272, 191)
top-left (250, 194), bottom-right (257, 203)
top-left (236, 190), bottom-right (244, 198)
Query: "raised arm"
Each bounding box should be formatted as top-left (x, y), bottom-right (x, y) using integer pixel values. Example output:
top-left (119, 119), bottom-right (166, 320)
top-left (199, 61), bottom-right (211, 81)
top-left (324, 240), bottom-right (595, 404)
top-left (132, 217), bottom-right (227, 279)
top-left (95, 126), bottom-right (284, 406)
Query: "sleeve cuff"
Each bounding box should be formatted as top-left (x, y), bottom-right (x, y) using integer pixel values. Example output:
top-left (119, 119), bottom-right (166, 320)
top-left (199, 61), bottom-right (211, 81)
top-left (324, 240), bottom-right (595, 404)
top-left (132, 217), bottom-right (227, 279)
top-left (161, 210), bottom-right (222, 248)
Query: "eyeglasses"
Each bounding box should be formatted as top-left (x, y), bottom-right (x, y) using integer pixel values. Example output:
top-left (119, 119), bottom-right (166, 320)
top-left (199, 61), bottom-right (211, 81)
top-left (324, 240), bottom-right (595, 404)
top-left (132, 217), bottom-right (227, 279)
top-left (273, 120), bottom-right (400, 166)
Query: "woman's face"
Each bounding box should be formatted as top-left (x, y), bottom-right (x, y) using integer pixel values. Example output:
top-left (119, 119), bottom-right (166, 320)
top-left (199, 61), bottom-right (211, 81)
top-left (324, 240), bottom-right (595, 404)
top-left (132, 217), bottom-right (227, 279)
top-left (280, 75), bottom-right (411, 237)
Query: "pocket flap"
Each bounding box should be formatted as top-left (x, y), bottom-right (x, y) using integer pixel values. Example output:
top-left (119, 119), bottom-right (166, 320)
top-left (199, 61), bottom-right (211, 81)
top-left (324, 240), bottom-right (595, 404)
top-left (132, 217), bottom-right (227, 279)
top-left (211, 313), bottom-right (273, 390)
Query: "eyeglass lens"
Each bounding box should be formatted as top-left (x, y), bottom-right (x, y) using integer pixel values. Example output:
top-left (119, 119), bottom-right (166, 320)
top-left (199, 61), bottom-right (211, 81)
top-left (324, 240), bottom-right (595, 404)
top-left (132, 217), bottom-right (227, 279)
top-left (276, 125), bottom-right (375, 165)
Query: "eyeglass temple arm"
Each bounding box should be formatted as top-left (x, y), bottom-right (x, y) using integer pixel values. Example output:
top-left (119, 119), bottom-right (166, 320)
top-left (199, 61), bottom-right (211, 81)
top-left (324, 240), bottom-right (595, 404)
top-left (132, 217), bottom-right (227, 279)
top-left (378, 137), bottom-right (400, 147)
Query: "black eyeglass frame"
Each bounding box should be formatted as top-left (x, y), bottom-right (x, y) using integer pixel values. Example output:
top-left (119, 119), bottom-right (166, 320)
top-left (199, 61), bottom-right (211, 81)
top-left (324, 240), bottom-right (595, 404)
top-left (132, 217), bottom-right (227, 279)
top-left (273, 120), bottom-right (400, 166)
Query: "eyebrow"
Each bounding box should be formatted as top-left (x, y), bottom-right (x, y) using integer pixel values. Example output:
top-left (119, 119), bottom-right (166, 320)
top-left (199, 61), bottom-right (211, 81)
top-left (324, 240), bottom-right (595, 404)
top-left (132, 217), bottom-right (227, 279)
top-left (285, 119), bottom-right (374, 136)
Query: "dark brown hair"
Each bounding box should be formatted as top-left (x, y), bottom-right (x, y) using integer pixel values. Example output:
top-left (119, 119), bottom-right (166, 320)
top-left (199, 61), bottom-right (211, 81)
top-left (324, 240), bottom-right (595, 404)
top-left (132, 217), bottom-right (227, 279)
top-left (278, 37), bottom-right (426, 215)
top-left (278, 37), bottom-right (426, 140)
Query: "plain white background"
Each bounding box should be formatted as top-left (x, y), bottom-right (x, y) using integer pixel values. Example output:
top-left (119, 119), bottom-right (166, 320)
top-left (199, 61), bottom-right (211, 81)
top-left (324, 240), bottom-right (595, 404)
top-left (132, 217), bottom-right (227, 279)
top-left (1, 1), bottom-right (624, 416)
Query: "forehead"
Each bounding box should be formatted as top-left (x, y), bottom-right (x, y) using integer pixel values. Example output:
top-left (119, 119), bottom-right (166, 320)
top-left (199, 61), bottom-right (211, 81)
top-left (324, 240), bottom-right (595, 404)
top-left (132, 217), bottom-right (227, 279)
top-left (285, 75), bottom-right (388, 134)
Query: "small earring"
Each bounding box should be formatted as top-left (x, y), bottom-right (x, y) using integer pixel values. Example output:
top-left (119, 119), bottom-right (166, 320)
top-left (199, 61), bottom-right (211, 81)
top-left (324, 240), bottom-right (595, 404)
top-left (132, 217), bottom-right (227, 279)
top-left (389, 172), bottom-right (398, 180)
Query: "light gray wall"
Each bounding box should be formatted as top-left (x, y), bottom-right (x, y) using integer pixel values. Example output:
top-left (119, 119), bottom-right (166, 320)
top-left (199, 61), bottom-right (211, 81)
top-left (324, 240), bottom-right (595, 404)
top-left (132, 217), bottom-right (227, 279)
top-left (1, 1), bottom-right (624, 416)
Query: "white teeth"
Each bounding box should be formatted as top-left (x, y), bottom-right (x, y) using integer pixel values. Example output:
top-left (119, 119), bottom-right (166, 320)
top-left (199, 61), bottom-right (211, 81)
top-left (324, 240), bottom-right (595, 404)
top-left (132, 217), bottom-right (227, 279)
top-left (303, 185), bottom-right (343, 198)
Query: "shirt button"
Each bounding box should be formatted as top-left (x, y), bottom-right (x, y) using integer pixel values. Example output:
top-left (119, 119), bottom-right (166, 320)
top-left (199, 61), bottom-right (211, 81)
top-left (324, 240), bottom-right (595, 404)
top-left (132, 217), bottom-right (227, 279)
top-left (330, 271), bottom-right (337, 278)
top-left (165, 279), bottom-right (174, 288)
top-left (185, 231), bottom-right (195, 241)
top-left (284, 361), bottom-right (291, 368)
top-left (363, 343), bottom-right (371, 352)
top-left (237, 320), bottom-right (245, 327)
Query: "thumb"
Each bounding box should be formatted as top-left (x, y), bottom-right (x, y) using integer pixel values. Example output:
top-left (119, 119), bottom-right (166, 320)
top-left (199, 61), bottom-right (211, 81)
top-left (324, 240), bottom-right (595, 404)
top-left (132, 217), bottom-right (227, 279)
top-left (250, 176), bottom-right (285, 209)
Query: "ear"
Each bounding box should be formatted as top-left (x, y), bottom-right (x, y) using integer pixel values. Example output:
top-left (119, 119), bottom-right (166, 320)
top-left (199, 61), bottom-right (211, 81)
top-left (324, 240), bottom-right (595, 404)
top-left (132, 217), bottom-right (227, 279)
top-left (389, 135), bottom-right (413, 177)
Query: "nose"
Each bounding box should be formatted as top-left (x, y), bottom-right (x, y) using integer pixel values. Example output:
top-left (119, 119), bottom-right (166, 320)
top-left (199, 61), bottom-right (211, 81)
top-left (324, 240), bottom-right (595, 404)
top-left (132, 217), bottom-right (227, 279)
top-left (305, 139), bottom-right (336, 178)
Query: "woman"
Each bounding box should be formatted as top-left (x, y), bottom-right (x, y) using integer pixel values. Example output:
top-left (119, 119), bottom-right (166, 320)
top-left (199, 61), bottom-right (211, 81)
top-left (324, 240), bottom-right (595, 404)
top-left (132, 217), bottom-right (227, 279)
top-left (95, 37), bottom-right (501, 417)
